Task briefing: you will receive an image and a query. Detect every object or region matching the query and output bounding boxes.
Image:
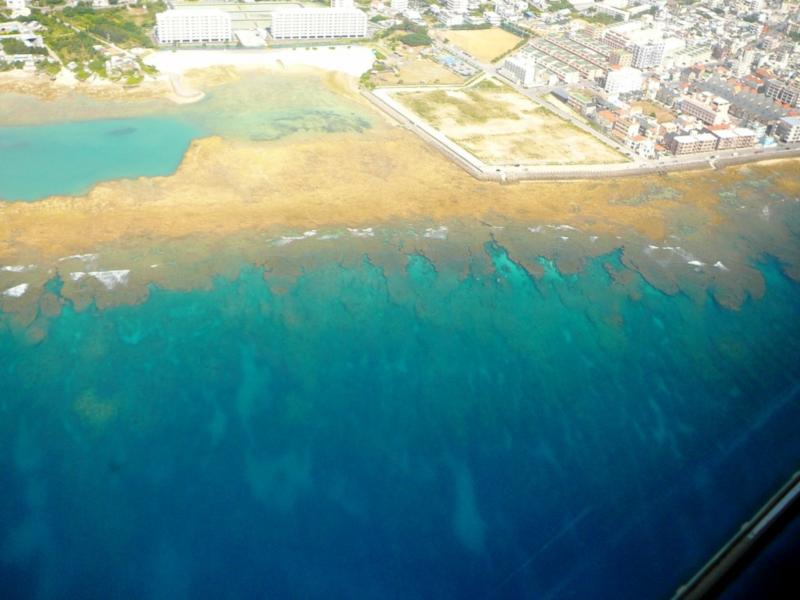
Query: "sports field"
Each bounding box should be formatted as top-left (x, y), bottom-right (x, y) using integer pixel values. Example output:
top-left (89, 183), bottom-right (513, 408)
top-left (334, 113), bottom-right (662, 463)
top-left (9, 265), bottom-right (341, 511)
top-left (442, 28), bottom-right (522, 62)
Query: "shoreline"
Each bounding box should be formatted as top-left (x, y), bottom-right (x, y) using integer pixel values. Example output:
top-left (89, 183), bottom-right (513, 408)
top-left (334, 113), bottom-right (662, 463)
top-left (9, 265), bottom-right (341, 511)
top-left (365, 87), bottom-right (800, 182)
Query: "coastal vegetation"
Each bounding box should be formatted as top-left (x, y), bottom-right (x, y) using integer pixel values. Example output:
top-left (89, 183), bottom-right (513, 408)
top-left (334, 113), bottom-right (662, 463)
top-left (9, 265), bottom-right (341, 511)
top-left (37, 12), bottom-right (98, 64)
top-left (399, 32), bottom-right (432, 47)
top-left (1, 37), bottom-right (48, 56)
top-left (60, 6), bottom-right (155, 49)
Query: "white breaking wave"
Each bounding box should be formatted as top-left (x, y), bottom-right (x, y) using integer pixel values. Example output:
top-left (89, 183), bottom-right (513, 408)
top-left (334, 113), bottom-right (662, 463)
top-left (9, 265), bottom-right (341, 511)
top-left (528, 226), bottom-right (543, 233)
top-left (1, 265), bottom-right (35, 273)
top-left (549, 224), bottom-right (579, 232)
top-left (687, 260), bottom-right (705, 267)
top-left (71, 270), bottom-right (131, 289)
top-left (714, 261), bottom-right (729, 271)
top-left (274, 230), bottom-right (318, 247)
top-left (59, 253), bottom-right (98, 263)
top-left (347, 227), bottom-right (375, 238)
top-left (89, 270), bottom-right (130, 290)
top-left (2, 283), bottom-right (29, 298)
top-left (423, 226), bottom-right (448, 240)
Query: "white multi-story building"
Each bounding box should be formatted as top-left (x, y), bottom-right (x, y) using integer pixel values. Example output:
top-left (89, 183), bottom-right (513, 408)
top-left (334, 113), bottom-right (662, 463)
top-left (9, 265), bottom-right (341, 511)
top-left (447, 0), bottom-right (469, 15)
top-left (604, 66), bottom-right (643, 96)
top-left (271, 8), bottom-right (367, 40)
top-left (631, 41), bottom-right (665, 69)
top-left (679, 94), bottom-right (730, 126)
top-left (5, 0), bottom-right (26, 10)
top-left (776, 117), bottom-right (800, 143)
top-left (156, 9), bottom-right (232, 45)
top-left (390, 0), bottom-right (408, 13)
top-left (501, 55), bottom-right (537, 88)
top-left (330, 0), bottom-right (353, 7)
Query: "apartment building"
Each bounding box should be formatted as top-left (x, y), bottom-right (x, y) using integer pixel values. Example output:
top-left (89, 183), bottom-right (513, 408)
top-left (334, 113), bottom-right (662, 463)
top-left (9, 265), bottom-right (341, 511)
top-left (679, 94), bottom-right (730, 126)
top-left (776, 117), bottom-right (800, 143)
top-left (709, 128), bottom-right (756, 150)
top-left (669, 133), bottom-right (717, 155)
top-left (631, 41), bottom-right (665, 69)
top-left (604, 66), bottom-right (643, 96)
top-left (501, 55), bottom-right (537, 88)
top-left (156, 9), bottom-right (232, 45)
top-left (764, 78), bottom-right (800, 108)
top-left (271, 8), bottom-right (367, 40)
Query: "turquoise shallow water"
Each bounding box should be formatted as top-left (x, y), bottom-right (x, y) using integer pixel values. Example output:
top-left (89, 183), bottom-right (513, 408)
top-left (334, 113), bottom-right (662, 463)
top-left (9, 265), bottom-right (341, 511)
top-left (0, 73), bottom-right (374, 201)
top-left (0, 117), bottom-right (201, 201)
top-left (1, 236), bottom-right (799, 599)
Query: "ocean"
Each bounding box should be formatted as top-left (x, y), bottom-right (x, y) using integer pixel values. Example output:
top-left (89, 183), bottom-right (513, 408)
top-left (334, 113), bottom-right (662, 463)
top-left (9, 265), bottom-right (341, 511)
top-left (1, 73), bottom-right (800, 599)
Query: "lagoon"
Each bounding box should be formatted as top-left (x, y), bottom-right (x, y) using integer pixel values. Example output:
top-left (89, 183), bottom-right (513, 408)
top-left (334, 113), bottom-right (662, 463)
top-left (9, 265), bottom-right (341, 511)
top-left (0, 117), bottom-right (201, 201)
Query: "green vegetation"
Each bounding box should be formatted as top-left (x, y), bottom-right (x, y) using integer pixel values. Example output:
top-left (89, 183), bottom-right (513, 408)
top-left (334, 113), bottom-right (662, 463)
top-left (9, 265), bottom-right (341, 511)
top-left (400, 32), bottom-right (432, 46)
top-left (359, 71), bottom-right (375, 90)
top-left (451, 23), bottom-right (492, 31)
top-left (37, 12), bottom-right (99, 64)
top-left (1, 37), bottom-right (48, 55)
top-left (547, 0), bottom-right (572, 12)
top-left (377, 18), bottom-right (430, 42)
top-left (38, 60), bottom-right (61, 76)
top-left (579, 12), bottom-right (621, 25)
top-left (0, 59), bottom-right (24, 71)
top-left (61, 6), bottom-right (153, 48)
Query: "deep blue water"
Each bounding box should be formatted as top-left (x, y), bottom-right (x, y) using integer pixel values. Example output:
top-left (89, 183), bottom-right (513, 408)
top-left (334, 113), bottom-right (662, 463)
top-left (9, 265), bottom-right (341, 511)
top-left (0, 118), bottom-right (201, 201)
top-left (1, 242), bottom-right (799, 599)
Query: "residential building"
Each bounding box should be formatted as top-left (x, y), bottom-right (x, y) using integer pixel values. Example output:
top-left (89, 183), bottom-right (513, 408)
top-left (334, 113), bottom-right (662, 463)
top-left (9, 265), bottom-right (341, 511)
top-left (389, 0), bottom-right (408, 13)
top-left (156, 9), bottom-right (232, 45)
top-left (330, 0), bottom-right (353, 7)
top-left (776, 117), bottom-right (800, 143)
top-left (669, 133), bottom-right (717, 155)
top-left (612, 115), bottom-right (640, 140)
top-left (709, 128), bottom-right (756, 150)
top-left (604, 66), bottom-right (643, 96)
top-left (271, 8), bottom-right (367, 40)
top-left (764, 78), bottom-right (800, 108)
top-left (5, 0), bottom-right (26, 10)
top-left (631, 41), bottom-right (665, 69)
top-left (679, 94), bottom-right (730, 126)
top-left (608, 49), bottom-right (632, 67)
top-left (447, 0), bottom-right (469, 15)
top-left (501, 55), bottom-right (537, 88)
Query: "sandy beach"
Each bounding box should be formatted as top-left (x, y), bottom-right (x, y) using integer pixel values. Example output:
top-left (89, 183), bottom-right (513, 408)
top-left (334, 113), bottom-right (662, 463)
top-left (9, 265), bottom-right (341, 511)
top-left (144, 46), bottom-right (376, 78)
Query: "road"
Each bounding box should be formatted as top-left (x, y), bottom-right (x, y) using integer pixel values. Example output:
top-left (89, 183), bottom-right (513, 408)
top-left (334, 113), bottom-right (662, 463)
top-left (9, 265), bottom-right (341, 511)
top-left (369, 41), bottom-right (800, 182)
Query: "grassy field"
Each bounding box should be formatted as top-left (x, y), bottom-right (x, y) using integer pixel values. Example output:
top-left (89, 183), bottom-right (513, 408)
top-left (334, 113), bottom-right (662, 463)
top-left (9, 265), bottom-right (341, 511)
top-left (441, 28), bottom-right (522, 62)
top-left (396, 79), bottom-right (625, 166)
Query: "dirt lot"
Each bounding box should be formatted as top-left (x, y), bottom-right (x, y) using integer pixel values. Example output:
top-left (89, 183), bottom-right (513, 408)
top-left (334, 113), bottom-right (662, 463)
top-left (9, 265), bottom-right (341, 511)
top-left (440, 28), bottom-right (522, 63)
top-left (631, 100), bottom-right (675, 123)
top-left (396, 79), bottom-right (625, 166)
top-left (368, 37), bottom-right (466, 86)
top-left (372, 56), bottom-right (464, 86)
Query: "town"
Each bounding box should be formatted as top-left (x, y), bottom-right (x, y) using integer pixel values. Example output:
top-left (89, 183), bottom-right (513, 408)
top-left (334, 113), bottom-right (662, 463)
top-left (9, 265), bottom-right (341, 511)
top-left (2, 0), bottom-right (799, 175)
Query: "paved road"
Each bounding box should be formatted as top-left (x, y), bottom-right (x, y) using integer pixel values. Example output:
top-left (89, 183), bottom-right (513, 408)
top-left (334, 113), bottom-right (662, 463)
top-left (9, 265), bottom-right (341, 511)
top-left (376, 42), bottom-right (800, 181)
